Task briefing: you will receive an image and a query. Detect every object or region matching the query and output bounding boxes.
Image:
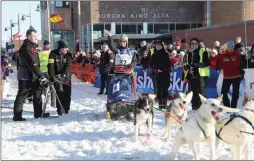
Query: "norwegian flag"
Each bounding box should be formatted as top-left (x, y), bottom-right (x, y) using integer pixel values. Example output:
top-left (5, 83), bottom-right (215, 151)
top-left (12, 32), bottom-right (22, 40)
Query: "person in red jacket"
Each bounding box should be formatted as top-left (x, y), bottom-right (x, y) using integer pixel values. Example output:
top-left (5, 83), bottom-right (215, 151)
top-left (169, 50), bottom-right (179, 67)
top-left (209, 48), bottom-right (219, 70)
top-left (219, 40), bottom-right (242, 108)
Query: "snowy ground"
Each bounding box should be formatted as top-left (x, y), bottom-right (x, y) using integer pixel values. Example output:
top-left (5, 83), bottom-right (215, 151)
top-left (1, 68), bottom-right (254, 160)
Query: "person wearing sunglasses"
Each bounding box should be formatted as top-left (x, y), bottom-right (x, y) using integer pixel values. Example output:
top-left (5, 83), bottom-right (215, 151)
top-left (219, 40), bottom-right (242, 108)
top-left (183, 38), bottom-right (210, 110)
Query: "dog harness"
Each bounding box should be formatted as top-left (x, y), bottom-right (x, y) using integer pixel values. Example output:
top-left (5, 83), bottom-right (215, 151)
top-left (216, 113), bottom-right (254, 144)
top-left (168, 101), bottom-right (186, 121)
top-left (196, 115), bottom-right (211, 139)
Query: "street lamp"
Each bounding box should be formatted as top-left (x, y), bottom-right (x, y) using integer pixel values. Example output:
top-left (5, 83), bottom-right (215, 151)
top-left (36, 4), bottom-right (42, 12)
top-left (36, 1), bottom-right (51, 44)
top-left (4, 20), bottom-right (15, 53)
top-left (21, 4), bottom-right (32, 26)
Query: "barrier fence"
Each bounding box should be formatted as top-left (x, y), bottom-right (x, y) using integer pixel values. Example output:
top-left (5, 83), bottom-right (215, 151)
top-left (70, 64), bottom-right (254, 99)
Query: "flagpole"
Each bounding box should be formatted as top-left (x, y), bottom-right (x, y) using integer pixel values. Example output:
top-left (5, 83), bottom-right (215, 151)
top-left (18, 14), bottom-right (21, 49)
top-left (47, 1), bottom-right (51, 43)
top-left (10, 19), bottom-right (13, 53)
top-left (63, 20), bottom-right (79, 38)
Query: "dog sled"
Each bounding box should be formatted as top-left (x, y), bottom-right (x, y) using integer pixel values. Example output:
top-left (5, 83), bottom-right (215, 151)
top-left (106, 73), bottom-right (137, 121)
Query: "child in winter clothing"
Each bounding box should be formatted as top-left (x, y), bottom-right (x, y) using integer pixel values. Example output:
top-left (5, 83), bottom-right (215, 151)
top-left (209, 48), bottom-right (219, 70)
top-left (169, 50), bottom-right (179, 67)
top-left (1, 55), bottom-right (13, 80)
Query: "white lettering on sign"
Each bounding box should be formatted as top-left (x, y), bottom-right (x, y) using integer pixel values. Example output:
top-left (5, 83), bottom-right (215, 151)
top-left (97, 13), bottom-right (170, 19)
top-left (135, 71), bottom-right (187, 93)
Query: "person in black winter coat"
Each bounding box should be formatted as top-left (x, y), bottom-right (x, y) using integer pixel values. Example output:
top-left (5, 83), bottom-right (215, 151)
top-left (150, 40), bottom-right (171, 109)
top-left (98, 43), bottom-right (114, 95)
top-left (13, 29), bottom-right (49, 121)
top-left (183, 38), bottom-right (210, 110)
top-left (48, 40), bottom-right (73, 115)
top-left (246, 44), bottom-right (254, 68)
top-left (140, 48), bottom-right (151, 71)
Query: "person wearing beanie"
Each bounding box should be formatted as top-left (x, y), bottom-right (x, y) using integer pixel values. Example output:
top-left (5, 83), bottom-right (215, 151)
top-left (183, 38), bottom-right (210, 110)
top-left (150, 40), bottom-right (171, 110)
top-left (219, 40), bottom-right (242, 108)
top-left (48, 39), bottom-right (73, 115)
top-left (98, 43), bottom-right (114, 95)
top-left (38, 40), bottom-right (57, 107)
top-left (39, 40), bottom-right (51, 74)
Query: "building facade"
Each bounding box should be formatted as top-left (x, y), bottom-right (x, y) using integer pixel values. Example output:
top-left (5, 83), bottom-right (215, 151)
top-left (39, 1), bottom-right (254, 52)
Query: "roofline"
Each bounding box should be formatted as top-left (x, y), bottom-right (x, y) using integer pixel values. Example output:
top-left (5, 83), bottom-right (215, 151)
top-left (172, 20), bottom-right (254, 34)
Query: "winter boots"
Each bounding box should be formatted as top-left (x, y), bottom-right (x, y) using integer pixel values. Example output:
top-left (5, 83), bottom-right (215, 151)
top-left (13, 111), bottom-right (26, 121)
top-left (158, 98), bottom-right (167, 109)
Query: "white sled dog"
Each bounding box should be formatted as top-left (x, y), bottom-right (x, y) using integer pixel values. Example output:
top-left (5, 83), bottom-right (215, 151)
top-left (163, 91), bottom-right (193, 140)
top-left (170, 94), bottom-right (240, 160)
top-left (215, 93), bottom-right (254, 160)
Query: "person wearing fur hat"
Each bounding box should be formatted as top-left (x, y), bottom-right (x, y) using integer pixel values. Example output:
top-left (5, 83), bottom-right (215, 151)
top-left (48, 40), bottom-right (73, 115)
top-left (98, 43), bottom-right (114, 95)
top-left (183, 38), bottom-right (210, 110)
top-left (150, 40), bottom-right (171, 110)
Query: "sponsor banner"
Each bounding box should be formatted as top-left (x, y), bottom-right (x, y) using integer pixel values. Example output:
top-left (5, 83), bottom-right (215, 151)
top-left (94, 66), bottom-right (254, 99)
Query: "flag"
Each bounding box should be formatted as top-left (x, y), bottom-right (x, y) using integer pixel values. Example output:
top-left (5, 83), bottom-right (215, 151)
top-left (49, 13), bottom-right (64, 23)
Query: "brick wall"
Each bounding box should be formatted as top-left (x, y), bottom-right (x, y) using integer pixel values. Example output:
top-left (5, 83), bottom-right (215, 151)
top-left (211, 1), bottom-right (254, 25)
top-left (172, 20), bottom-right (254, 48)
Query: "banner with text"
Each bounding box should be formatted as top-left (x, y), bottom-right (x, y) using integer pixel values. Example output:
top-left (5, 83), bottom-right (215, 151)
top-left (94, 66), bottom-right (254, 99)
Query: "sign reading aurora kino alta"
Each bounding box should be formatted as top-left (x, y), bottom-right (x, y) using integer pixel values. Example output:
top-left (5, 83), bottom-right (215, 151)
top-left (97, 13), bottom-right (171, 19)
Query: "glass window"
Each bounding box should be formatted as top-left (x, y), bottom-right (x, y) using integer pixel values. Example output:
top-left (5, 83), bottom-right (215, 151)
top-left (55, 1), bottom-right (63, 7)
top-left (191, 23), bottom-right (197, 29)
top-left (56, 1), bottom-right (70, 8)
top-left (148, 23), bottom-right (153, 34)
top-left (52, 31), bottom-right (74, 52)
top-left (105, 23), bottom-right (111, 31)
top-left (169, 23), bottom-right (175, 32)
top-left (137, 23), bottom-right (143, 34)
top-left (122, 24), bottom-right (137, 34)
top-left (197, 23), bottom-right (203, 28)
top-left (63, 1), bottom-right (70, 7)
top-left (176, 23), bottom-right (190, 31)
top-left (116, 23), bottom-right (121, 34)
top-left (154, 24), bottom-right (168, 34)
top-left (93, 24), bottom-right (104, 39)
